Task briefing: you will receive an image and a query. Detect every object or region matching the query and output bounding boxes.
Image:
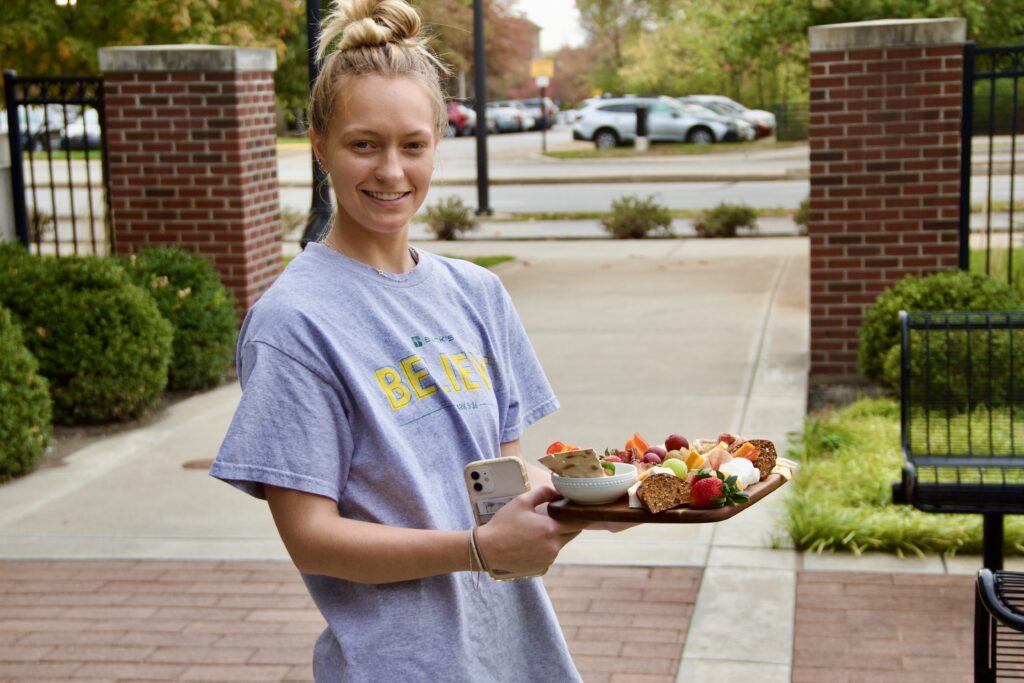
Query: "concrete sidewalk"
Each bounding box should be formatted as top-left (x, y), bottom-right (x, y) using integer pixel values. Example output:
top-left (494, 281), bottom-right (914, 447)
top-left (0, 235), bottom-right (1008, 682)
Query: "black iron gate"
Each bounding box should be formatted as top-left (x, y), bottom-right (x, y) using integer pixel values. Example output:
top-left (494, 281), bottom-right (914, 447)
top-left (3, 71), bottom-right (111, 256)
top-left (960, 43), bottom-right (1023, 287)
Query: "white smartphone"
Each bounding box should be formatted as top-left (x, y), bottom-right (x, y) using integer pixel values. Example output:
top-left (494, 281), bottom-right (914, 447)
top-left (463, 456), bottom-right (544, 581)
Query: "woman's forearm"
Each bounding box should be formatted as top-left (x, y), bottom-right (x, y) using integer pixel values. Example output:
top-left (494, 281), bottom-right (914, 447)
top-left (266, 485), bottom-right (471, 584)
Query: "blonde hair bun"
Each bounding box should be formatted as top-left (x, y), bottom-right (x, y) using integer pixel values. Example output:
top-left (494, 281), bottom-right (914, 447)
top-left (317, 0), bottom-right (424, 61)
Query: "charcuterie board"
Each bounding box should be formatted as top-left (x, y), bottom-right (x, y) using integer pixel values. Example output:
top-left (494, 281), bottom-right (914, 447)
top-left (547, 472), bottom-right (787, 524)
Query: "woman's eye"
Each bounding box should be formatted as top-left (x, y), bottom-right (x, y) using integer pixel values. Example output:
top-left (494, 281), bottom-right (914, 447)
top-left (405, 142), bottom-right (427, 151)
top-left (351, 141), bottom-right (373, 150)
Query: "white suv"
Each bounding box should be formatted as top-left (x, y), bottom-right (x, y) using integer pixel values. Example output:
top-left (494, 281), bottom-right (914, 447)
top-left (572, 96), bottom-right (729, 148)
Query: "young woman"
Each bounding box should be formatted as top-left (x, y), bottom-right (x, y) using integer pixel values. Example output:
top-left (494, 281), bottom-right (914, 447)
top-left (210, 0), bottom-right (589, 680)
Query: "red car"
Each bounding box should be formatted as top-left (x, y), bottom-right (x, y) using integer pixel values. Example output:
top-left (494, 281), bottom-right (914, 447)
top-left (445, 101), bottom-right (476, 137)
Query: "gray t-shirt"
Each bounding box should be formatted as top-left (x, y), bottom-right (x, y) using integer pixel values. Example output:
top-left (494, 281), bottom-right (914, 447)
top-left (210, 243), bottom-right (581, 683)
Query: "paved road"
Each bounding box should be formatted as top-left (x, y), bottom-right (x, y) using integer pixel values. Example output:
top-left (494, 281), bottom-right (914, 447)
top-left (19, 126), bottom-right (1023, 220)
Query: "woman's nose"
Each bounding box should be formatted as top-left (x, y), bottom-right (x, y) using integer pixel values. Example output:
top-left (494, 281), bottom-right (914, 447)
top-left (374, 148), bottom-right (403, 183)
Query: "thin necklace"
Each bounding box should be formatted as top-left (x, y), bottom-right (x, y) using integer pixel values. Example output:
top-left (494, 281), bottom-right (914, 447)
top-left (322, 234), bottom-right (418, 279)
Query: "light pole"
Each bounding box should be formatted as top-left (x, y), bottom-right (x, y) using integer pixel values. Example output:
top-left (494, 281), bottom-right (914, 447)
top-left (472, 0), bottom-right (492, 216)
top-left (300, 0), bottom-right (333, 248)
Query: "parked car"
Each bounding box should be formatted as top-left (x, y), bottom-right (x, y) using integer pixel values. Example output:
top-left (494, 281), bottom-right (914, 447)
top-left (572, 96), bottom-right (730, 148)
top-left (60, 108), bottom-right (102, 150)
top-left (518, 97), bottom-right (559, 130)
top-left (0, 105), bottom-right (68, 151)
top-left (485, 103), bottom-right (527, 133)
top-left (681, 95), bottom-right (776, 138)
top-left (493, 101), bottom-right (537, 131)
top-left (675, 100), bottom-right (755, 142)
top-left (445, 100), bottom-right (476, 137)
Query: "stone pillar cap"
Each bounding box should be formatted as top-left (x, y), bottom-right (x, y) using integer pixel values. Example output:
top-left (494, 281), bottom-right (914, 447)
top-left (809, 17), bottom-right (966, 52)
top-left (99, 45), bottom-right (276, 73)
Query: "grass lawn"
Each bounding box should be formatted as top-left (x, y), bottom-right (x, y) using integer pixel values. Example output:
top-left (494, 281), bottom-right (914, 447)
top-left (24, 149), bottom-right (102, 161)
top-left (478, 207), bottom-right (795, 222)
top-left (543, 139), bottom-right (804, 160)
top-left (785, 397), bottom-right (1024, 557)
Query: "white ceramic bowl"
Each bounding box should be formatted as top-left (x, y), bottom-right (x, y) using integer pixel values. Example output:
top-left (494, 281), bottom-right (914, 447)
top-left (552, 462), bottom-right (638, 505)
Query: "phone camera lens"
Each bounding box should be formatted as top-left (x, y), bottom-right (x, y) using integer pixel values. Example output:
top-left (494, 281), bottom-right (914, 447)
top-left (473, 482), bottom-right (483, 492)
top-left (470, 471), bottom-right (480, 480)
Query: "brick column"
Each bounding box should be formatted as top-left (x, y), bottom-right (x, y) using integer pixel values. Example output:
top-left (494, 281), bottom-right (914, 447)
top-left (99, 45), bottom-right (281, 312)
top-left (807, 19), bottom-right (966, 381)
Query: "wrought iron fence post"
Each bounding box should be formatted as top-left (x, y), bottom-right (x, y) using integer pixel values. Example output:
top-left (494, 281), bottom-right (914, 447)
top-left (959, 42), bottom-right (975, 272)
top-left (3, 70), bottom-right (29, 248)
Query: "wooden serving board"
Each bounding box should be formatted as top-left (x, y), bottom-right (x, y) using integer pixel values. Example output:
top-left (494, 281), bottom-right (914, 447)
top-left (547, 473), bottom-right (788, 524)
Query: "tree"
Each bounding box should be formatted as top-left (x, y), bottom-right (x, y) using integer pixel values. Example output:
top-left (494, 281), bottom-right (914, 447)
top-left (0, 0), bottom-right (305, 115)
top-left (548, 42), bottom-right (606, 106)
top-left (418, 0), bottom-right (540, 100)
top-left (598, 0), bottom-right (1024, 111)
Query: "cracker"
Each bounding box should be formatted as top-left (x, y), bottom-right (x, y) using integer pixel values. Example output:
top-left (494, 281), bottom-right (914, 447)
top-left (538, 449), bottom-right (604, 478)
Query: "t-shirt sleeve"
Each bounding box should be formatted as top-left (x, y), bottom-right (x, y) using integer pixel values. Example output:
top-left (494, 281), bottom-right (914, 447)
top-left (497, 285), bottom-right (559, 443)
top-left (209, 340), bottom-right (352, 501)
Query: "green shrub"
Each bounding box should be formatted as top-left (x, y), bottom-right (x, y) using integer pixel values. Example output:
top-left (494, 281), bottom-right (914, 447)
top-left (693, 202), bottom-right (758, 238)
top-left (0, 305), bottom-right (52, 480)
top-left (0, 242), bottom-right (42, 306)
top-left (122, 247), bottom-right (238, 391)
top-left (793, 197), bottom-right (809, 236)
top-left (858, 270), bottom-right (1024, 389)
top-left (280, 206), bottom-right (307, 239)
top-left (601, 194), bottom-right (673, 239)
top-left (422, 196), bottom-right (478, 241)
top-left (0, 255), bottom-right (173, 424)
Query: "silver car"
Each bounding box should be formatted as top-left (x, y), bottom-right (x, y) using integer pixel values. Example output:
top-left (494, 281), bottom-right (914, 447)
top-left (572, 97), bottom-right (730, 148)
top-left (681, 95), bottom-right (776, 139)
top-left (675, 100), bottom-right (756, 142)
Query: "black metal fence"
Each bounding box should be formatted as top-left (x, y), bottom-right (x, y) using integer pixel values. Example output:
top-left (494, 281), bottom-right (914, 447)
top-left (959, 43), bottom-right (1023, 287)
top-left (772, 101), bottom-right (808, 141)
top-left (3, 71), bottom-right (111, 256)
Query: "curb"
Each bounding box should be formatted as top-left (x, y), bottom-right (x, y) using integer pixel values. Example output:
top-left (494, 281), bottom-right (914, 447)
top-left (278, 172), bottom-right (811, 188)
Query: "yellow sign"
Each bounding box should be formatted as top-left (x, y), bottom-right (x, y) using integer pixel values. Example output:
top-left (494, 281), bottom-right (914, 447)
top-left (530, 59), bottom-right (554, 79)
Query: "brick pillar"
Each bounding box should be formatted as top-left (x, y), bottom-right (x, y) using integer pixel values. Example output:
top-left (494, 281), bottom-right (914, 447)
top-left (99, 45), bottom-right (281, 312)
top-left (807, 18), bottom-right (966, 381)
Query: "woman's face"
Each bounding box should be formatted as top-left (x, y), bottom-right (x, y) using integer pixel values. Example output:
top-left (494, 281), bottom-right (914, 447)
top-left (313, 75), bottom-right (439, 238)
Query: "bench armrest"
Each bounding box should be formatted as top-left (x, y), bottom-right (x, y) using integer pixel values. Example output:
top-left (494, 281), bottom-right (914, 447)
top-left (977, 569), bottom-right (1024, 632)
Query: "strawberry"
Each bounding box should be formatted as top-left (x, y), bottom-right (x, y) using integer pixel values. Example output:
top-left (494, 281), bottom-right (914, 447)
top-left (689, 469), bottom-right (750, 509)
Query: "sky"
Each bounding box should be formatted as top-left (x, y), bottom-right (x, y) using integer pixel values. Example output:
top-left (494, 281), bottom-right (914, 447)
top-left (517, 0), bottom-right (587, 53)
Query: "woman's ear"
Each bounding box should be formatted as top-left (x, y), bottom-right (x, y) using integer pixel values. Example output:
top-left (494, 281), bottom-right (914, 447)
top-left (309, 128), bottom-right (325, 169)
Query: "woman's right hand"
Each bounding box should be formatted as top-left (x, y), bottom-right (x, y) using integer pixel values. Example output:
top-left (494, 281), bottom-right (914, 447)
top-left (474, 486), bottom-right (588, 575)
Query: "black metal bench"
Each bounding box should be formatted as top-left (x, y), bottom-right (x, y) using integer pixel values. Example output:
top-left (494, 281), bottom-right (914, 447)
top-left (890, 310), bottom-right (1024, 682)
top-left (977, 569), bottom-right (1024, 681)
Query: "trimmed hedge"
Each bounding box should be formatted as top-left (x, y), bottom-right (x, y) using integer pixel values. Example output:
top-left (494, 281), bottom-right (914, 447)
top-left (422, 196), bottom-right (479, 241)
top-left (122, 247), bottom-right (237, 390)
top-left (0, 305), bottom-right (52, 480)
top-left (601, 194), bottom-right (673, 239)
top-left (693, 203), bottom-right (757, 238)
top-left (0, 253), bottom-right (173, 424)
top-left (858, 270), bottom-right (1024, 391)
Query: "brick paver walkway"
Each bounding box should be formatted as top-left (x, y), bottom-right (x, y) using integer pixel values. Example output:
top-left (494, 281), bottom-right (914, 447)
top-left (0, 560), bottom-right (701, 683)
top-left (792, 570), bottom-right (974, 683)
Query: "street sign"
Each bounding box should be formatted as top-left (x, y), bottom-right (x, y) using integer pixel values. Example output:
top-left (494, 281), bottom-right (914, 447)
top-left (530, 59), bottom-right (554, 79)
top-left (535, 76), bottom-right (549, 88)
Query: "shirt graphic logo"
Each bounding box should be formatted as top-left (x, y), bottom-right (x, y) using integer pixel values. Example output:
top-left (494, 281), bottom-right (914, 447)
top-left (412, 334), bottom-right (455, 348)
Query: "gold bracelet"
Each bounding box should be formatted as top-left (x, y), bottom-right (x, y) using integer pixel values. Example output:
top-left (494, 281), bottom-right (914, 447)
top-left (471, 526), bottom-right (490, 573)
top-left (467, 528), bottom-right (477, 573)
